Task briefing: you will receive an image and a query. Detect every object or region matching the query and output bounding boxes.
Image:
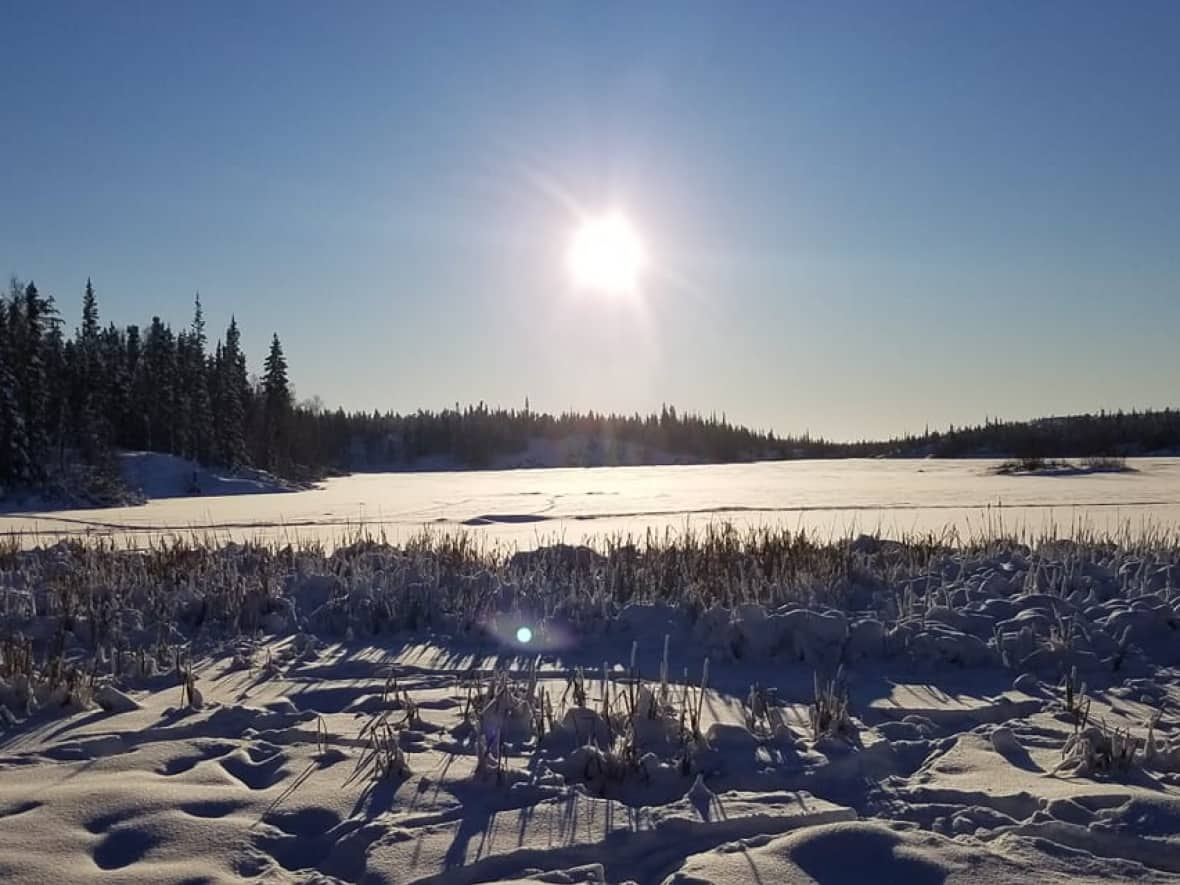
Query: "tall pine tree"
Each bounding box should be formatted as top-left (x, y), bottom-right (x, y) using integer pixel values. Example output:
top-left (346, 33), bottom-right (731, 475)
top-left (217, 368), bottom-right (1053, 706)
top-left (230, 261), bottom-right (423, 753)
top-left (13, 282), bottom-right (55, 480)
top-left (261, 333), bottom-right (291, 469)
top-left (142, 317), bottom-right (177, 453)
top-left (214, 317), bottom-right (249, 468)
top-left (81, 278), bottom-right (98, 341)
top-left (0, 295), bottom-right (29, 485)
top-left (187, 295), bottom-right (213, 463)
top-left (72, 279), bottom-right (105, 460)
top-left (100, 322), bottom-right (128, 456)
top-left (124, 324), bottom-right (150, 450)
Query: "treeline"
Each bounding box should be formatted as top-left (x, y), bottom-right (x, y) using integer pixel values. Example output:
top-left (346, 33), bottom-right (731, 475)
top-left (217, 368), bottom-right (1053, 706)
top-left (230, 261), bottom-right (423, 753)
top-left (3, 277), bottom-right (1177, 496)
top-left (870, 411), bottom-right (1180, 459)
top-left (295, 402), bottom-right (809, 470)
top-left (0, 279), bottom-right (807, 489)
top-left (0, 279), bottom-right (292, 489)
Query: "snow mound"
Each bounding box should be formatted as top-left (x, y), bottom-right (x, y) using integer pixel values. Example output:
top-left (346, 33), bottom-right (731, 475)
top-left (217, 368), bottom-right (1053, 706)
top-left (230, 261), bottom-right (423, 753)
top-left (119, 451), bottom-right (309, 499)
top-left (664, 820), bottom-right (1043, 884)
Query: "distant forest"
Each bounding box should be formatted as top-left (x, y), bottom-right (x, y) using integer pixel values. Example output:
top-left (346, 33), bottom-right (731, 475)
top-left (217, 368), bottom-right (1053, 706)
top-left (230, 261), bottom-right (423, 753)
top-left (2, 278), bottom-right (1179, 493)
top-left (855, 411), bottom-right (1180, 460)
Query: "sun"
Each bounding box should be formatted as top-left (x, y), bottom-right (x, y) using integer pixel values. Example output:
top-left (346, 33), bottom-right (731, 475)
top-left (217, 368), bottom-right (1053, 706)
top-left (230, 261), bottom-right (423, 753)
top-left (566, 212), bottom-right (646, 295)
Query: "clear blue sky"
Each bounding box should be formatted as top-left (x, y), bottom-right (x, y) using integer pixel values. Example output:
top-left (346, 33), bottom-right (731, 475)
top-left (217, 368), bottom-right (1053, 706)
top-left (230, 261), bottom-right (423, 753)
top-left (3, 1), bottom-right (1178, 441)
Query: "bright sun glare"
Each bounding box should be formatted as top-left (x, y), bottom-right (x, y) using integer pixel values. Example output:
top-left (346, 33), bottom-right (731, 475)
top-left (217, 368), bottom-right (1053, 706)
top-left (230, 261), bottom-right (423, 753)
top-left (566, 213), bottom-right (646, 295)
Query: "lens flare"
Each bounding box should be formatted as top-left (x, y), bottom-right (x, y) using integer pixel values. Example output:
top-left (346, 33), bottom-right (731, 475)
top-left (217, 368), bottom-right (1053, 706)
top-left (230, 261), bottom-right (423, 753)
top-left (515, 626), bottom-right (534, 644)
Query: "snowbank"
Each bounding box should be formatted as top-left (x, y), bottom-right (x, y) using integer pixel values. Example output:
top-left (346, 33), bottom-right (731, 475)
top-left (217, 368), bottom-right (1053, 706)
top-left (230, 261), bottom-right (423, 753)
top-left (118, 451), bottom-right (310, 499)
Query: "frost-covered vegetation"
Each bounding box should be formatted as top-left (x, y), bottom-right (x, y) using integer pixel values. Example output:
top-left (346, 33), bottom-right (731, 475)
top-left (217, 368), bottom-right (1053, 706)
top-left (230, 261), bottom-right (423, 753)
top-left (4, 522), bottom-right (1180, 734)
top-left (3, 523), bottom-right (1180, 881)
top-left (994, 455), bottom-right (1132, 476)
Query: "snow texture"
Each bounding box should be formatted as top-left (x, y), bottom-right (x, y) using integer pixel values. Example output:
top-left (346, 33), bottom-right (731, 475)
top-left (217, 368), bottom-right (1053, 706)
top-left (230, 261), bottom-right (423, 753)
top-left (4, 456), bottom-right (1180, 550)
top-left (2, 530), bottom-right (1180, 882)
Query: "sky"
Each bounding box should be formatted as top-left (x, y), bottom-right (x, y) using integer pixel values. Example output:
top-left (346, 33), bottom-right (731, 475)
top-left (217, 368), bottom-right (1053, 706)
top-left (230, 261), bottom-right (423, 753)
top-left (3, 1), bottom-right (1179, 442)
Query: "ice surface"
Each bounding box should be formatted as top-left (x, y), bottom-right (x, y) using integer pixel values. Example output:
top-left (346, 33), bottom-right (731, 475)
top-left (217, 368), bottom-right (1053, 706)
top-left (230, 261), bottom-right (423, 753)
top-left (4, 457), bottom-right (1180, 550)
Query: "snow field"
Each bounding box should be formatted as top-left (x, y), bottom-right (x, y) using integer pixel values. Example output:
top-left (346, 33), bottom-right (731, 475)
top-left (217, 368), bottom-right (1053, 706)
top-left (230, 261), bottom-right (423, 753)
top-left (1, 527), bottom-right (1180, 882)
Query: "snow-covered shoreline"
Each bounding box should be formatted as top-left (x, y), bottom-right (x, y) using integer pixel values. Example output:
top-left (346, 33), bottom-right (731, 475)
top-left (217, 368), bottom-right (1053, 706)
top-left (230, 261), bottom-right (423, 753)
top-left (0, 451), bottom-right (314, 515)
top-left (117, 451), bottom-right (314, 499)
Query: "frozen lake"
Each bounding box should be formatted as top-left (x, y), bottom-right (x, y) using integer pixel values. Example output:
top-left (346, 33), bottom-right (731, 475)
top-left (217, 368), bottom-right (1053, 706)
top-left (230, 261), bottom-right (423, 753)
top-left (5, 458), bottom-right (1180, 550)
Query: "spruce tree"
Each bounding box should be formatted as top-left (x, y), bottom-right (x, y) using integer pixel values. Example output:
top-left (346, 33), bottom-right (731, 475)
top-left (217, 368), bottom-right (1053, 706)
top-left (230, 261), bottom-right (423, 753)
top-left (142, 317), bottom-right (177, 453)
top-left (46, 325), bottom-right (70, 466)
top-left (72, 279), bottom-right (105, 460)
top-left (14, 282), bottom-right (54, 480)
top-left (0, 297), bottom-right (29, 485)
top-left (262, 333), bottom-right (291, 469)
top-left (81, 278), bottom-right (99, 342)
top-left (124, 324), bottom-right (149, 450)
top-left (187, 295), bottom-right (213, 462)
top-left (100, 323), bottom-right (128, 454)
top-left (215, 318), bottom-right (249, 468)
top-left (209, 340), bottom-right (225, 456)
top-left (173, 331), bottom-right (194, 459)
top-left (180, 296), bottom-right (215, 464)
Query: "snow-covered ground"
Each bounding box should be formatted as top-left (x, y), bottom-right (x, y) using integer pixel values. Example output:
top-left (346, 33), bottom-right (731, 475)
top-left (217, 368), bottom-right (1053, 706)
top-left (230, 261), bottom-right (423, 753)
top-left (3, 458), bottom-right (1180, 551)
top-left (118, 451), bottom-right (311, 500)
top-left (1, 536), bottom-right (1180, 882)
top-left (0, 452), bottom-right (308, 516)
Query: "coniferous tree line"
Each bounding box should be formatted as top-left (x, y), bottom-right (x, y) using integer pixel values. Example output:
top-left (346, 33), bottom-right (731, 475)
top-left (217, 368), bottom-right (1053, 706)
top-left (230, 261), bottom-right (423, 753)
top-left (3, 276), bottom-right (1178, 497)
top-left (0, 278), bottom-right (807, 490)
top-left (861, 410), bottom-right (1180, 460)
top-left (294, 401), bottom-right (806, 471)
top-left (0, 278), bottom-right (292, 490)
